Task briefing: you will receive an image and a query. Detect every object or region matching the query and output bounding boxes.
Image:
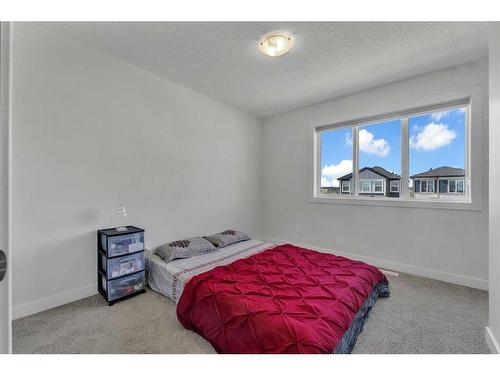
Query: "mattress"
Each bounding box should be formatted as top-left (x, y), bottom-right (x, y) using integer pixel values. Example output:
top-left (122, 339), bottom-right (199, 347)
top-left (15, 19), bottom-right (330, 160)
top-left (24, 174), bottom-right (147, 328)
top-left (145, 239), bottom-right (273, 303)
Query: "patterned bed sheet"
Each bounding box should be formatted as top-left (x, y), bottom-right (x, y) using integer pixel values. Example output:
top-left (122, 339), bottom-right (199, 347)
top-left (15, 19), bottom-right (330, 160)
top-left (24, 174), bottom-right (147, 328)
top-left (145, 239), bottom-right (273, 303)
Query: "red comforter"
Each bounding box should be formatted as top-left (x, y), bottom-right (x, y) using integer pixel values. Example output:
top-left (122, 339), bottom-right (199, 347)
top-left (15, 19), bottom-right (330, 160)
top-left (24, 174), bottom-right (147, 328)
top-left (177, 244), bottom-right (388, 354)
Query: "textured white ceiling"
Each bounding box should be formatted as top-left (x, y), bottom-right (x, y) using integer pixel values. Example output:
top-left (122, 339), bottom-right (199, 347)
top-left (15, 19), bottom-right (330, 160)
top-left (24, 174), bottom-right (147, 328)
top-left (44, 22), bottom-right (488, 118)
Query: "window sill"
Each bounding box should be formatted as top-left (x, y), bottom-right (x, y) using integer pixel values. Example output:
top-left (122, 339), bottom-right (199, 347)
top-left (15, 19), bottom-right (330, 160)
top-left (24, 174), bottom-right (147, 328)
top-left (310, 195), bottom-right (481, 211)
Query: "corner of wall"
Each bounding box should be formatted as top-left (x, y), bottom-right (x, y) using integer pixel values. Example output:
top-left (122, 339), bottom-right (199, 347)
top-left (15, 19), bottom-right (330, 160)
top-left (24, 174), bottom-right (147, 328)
top-left (486, 326), bottom-right (500, 354)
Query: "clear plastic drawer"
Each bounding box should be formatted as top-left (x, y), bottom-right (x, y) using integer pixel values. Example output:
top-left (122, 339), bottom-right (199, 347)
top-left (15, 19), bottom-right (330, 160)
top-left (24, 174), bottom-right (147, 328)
top-left (102, 232), bottom-right (144, 257)
top-left (101, 252), bottom-right (144, 279)
top-left (106, 271), bottom-right (145, 301)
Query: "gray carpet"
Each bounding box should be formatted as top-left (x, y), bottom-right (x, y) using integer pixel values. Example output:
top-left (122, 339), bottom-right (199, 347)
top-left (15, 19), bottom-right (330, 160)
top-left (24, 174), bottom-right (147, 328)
top-left (13, 273), bottom-right (490, 354)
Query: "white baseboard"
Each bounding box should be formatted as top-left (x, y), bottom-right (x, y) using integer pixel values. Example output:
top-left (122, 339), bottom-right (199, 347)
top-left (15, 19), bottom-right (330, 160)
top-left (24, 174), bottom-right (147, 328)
top-left (486, 327), bottom-right (500, 354)
top-left (258, 237), bottom-right (488, 291)
top-left (13, 284), bottom-right (97, 320)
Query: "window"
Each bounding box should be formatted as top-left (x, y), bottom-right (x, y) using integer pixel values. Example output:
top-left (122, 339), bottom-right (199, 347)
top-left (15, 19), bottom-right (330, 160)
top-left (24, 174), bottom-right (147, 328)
top-left (420, 180), bottom-right (427, 193)
top-left (374, 180), bottom-right (384, 193)
top-left (358, 119), bottom-right (401, 199)
top-left (449, 180), bottom-right (456, 193)
top-left (360, 180), bottom-right (371, 193)
top-left (409, 107), bottom-right (466, 200)
top-left (341, 180), bottom-right (351, 193)
top-left (438, 178), bottom-right (464, 194)
top-left (439, 179), bottom-right (449, 193)
top-left (359, 179), bottom-right (384, 194)
top-left (390, 180), bottom-right (399, 193)
top-left (417, 179), bottom-right (435, 193)
top-left (319, 127), bottom-right (353, 196)
top-left (315, 100), bottom-right (469, 204)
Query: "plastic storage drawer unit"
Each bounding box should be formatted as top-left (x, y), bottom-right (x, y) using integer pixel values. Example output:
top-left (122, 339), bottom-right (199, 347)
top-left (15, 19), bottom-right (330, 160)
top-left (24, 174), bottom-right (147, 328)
top-left (101, 251), bottom-right (144, 279)
top-left (101, 271), bottom-right (145, 302)
top-left (98, 226), bottom-right (146, 305)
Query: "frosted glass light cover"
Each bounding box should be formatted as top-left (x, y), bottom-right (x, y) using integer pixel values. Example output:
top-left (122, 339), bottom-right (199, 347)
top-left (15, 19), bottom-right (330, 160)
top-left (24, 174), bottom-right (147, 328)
top-left (259, 33), bottom-right (293, 57)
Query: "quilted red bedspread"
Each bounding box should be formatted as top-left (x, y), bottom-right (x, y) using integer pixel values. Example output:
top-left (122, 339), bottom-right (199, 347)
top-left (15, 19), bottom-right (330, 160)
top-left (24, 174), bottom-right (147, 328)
top-left (177, 244), bottom-right (388, 354)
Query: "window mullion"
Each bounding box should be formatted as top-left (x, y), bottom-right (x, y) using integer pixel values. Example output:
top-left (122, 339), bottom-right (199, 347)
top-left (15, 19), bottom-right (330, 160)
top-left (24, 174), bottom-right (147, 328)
top-left (315, 130), bottom-right (321, 196)
top-left (401, 117), bottom-right (409, 199)
top-left (465, 105), bottom-right (471, 202)
top-left (353, 126), bottom-right (359, 197)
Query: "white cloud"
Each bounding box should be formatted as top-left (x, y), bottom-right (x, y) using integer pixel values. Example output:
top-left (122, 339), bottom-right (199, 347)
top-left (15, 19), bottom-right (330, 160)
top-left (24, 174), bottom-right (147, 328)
top-left (321, 159), bottom-right (353, 187)
top-left (409, 122), bottom-right (457, 151)
top-left (431, 111), bottom-right (450, 121)
top-left (345, 132), bottom-right (353, 145)
top-left (431, 108), bottom-right (465, 121)
top-left (358, 129), bottom-right (390, 157)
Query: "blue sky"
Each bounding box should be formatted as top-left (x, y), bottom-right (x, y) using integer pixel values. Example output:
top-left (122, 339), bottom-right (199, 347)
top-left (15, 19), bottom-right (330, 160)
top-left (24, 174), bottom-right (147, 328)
top-left (409, 108), bottom-right (465, 176)
top-left (359, 119), bottom-right (401, 173)
top-left (320, 108), bottom-right (466, 187)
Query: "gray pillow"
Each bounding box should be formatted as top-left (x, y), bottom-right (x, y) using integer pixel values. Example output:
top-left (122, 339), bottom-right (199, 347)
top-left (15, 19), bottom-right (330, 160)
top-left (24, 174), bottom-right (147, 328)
top-left (205, 230), bottom-right (250, 248)
top-left (155, 237), bottom-right (217, 262)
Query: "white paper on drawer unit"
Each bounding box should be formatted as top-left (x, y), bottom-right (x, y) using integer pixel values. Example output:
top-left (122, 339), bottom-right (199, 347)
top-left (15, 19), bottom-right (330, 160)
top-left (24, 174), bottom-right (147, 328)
top-left (120, 260), bottom-right (134, 275)
top-left (128, 242), bottom-right (143, 252)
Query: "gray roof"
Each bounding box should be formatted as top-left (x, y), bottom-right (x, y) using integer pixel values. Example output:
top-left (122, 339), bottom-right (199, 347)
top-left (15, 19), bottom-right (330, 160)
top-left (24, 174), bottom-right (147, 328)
top-left (410, 166), bottom-right (465, 179)
top-left (338, 166), bottom-right (400, 181)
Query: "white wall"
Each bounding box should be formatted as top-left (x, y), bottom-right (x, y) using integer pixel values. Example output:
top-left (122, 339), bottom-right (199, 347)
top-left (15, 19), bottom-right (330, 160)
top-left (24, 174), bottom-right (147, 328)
top-left (262, 60), bottom-right (489, 289)
top-left (487, 23), bottom-right (500, 354)
top-left (10, 23), bottom-right (263, 318)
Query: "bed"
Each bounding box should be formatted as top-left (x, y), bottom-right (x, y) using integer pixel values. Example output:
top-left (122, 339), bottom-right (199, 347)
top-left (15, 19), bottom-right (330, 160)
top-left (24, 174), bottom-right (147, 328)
top-left (146, 239), bottom-right (389, 354)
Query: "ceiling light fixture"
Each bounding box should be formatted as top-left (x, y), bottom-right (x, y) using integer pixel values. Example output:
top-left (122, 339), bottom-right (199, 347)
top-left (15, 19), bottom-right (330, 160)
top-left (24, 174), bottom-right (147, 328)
top-left (259, 32), bottom-right (293, 57)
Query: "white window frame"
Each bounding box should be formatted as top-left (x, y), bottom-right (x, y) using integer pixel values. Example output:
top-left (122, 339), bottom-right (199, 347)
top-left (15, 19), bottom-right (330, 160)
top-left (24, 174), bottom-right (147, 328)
top-left (416, 178), bottom-right (435, 194)
top-left (428, 180), bottom-right (434, 193)
top-left (439, 178), bottom-right (465, 194)
top-left (359, 180), bottom-right (371, 193)
top-left (358, 179), bottom-right (385, 194)
top-left (341, 180), bottom-right (351, 193)
top-left (449, 179), bottom-right (456, 193)
top-left (310, 96), bottom-right (479, 211)
top-left (420, 180), bottom-right (426, 193)
top-left (390, 180), bottom-right (399, 193)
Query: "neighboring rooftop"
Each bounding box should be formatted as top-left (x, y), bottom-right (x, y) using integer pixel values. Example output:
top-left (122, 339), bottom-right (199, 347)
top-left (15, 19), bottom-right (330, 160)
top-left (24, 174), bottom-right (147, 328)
top-left (338, 166), bottom-right (401, 181)
top-left (410, 166), bottom-right (465, 179)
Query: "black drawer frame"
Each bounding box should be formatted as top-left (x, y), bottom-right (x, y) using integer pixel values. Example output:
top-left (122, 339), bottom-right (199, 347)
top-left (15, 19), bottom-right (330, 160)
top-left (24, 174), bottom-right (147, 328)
top-left (97, 226), bottom-right (146, 306)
